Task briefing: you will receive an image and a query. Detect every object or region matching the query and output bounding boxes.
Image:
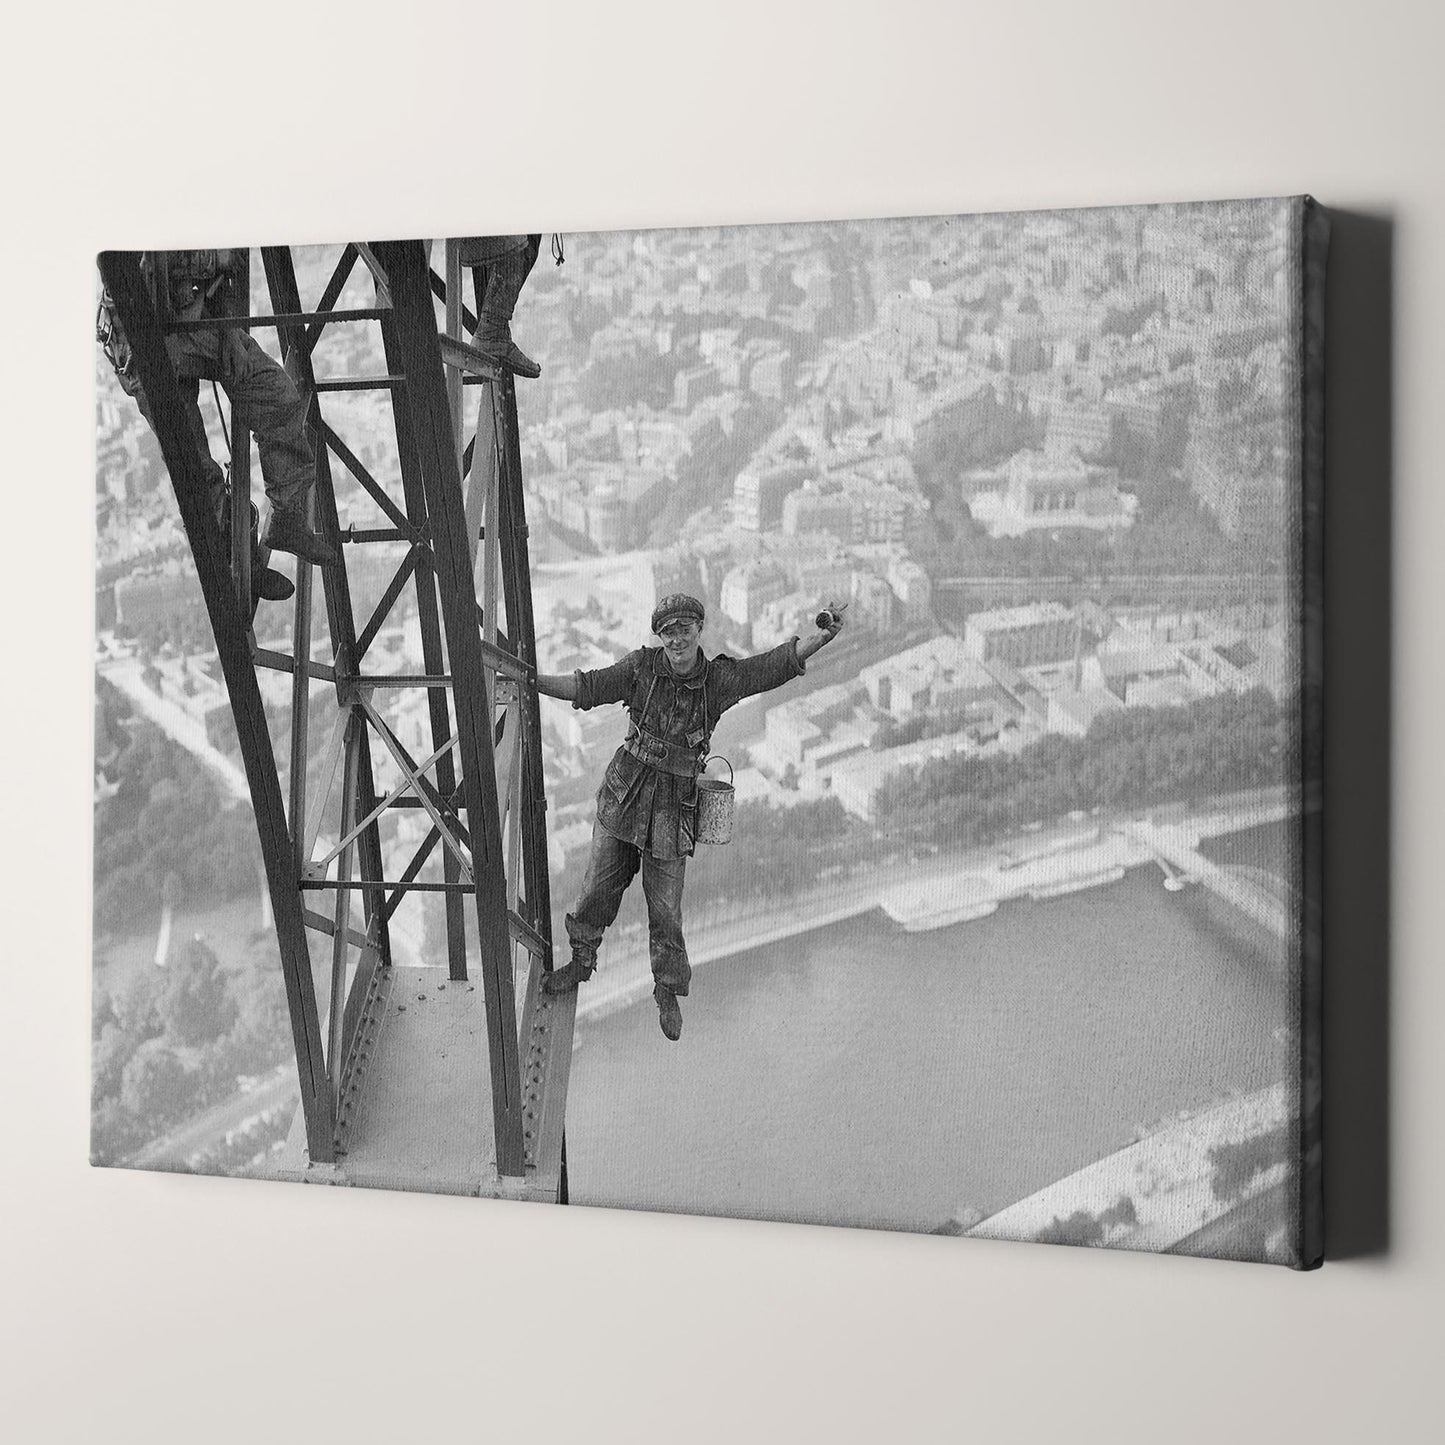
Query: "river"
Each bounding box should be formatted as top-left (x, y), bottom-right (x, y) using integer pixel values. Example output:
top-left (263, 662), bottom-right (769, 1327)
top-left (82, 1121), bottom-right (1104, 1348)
top-left (563, 824), bottom-right (1290, 1234)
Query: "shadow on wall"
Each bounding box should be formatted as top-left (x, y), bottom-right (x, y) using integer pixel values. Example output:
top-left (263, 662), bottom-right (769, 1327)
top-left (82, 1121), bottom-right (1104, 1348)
top-left (1322, 208), bottom-right (1392, 1259)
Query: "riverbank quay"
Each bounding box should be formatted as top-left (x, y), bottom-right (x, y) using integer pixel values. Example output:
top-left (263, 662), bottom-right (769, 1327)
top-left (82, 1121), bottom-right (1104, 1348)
top-left (941, 1081), bottom-right (1297, 1264)
top-left (574, 783), bottom-right (1297, 1025)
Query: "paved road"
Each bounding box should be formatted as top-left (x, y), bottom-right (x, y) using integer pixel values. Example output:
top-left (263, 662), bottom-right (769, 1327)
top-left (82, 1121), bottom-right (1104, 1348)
top-left (124, 1065), bottom-right (297, 1170)
top-left (99, 655), bottom-right (250, 803)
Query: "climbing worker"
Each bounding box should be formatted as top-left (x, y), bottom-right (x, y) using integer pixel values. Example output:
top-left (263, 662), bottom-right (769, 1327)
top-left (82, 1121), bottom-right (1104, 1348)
top-left (534, 593), bottom-right (845, 1041)
top-left (97, 250), bottom-right (336, 584)
top-left (453, 234), bottom-right (545, 379)
top-left (98, 265), bottom-right (299, 607)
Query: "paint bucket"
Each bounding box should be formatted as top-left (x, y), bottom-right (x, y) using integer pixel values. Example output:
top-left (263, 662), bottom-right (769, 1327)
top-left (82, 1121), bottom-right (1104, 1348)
top-left (696, 756), bottom-right (736, 845)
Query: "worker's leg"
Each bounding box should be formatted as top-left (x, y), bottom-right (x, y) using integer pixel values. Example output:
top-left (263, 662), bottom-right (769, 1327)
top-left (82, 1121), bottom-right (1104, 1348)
top-left (472, 235), bottom-right (541, 378)
top-left (218, 333), bottom-right (335, 566)
top-left (547, 823), bottom-right (641, 993)
top-left (639, 851), bottom-right (689, 1040)
top-left (479, 236), bottom-right (538, 332)
top-left (218, 332), bottom-right (312, 513)
top-left (640, 852), bottom-right (690, 997)
top-left (135, 339), bottom-right (295, 606)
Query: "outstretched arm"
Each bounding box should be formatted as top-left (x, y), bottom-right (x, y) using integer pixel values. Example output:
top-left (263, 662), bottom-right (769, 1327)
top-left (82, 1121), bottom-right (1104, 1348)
top-left (796, 624), bottom-right (839, 665)
top-left (535, 652), bottom-right (640, 708)
top-left (796, 604), bottom-right (846, 664)
top-left (712, 605), bottom-right (847, 712)
top-left (535, 672), bottom-right (580, 702)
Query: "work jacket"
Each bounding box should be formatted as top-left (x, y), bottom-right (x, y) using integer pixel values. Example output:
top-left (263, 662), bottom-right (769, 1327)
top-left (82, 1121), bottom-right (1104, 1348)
top-left (136, 250), bottom-right (238, 321)
top-left (99, 250), bottom-right (237, 397)
top-left (573, 639), bottom-right (806, 858)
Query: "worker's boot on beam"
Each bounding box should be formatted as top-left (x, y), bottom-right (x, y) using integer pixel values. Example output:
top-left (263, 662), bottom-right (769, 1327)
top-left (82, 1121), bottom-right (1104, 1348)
top-left (543, 950), bottom-right (596, 995)
top-left (263, 506), bottom-right (338, 568)
top-left (247, 502), bottom-right (294, 604)
top-left (475, 315), bottom-right (541, 380)
top-left (253, 561), bottom-right (295, 604)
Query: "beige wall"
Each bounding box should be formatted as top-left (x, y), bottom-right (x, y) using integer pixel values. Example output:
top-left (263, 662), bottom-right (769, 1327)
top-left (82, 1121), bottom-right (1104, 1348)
top-left (3, 2), bottom-right (1440, 1439)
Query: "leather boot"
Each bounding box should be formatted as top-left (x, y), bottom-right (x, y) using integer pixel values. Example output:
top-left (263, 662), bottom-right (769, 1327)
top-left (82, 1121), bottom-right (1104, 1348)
top-left (208, 491), bottom-right (294, 605)
top-left (253, 564), bottom-right (295, 604)
top-left (654, 984), bottom-right (683, 1042)
top-left (543, 951), bottom-right (596, 995)
top-left (263, 507), bottom-right (337, 567)
top-left (474, 318), bottom-right (542, 380)
top-left (250, 508), bottom-right (294, 603)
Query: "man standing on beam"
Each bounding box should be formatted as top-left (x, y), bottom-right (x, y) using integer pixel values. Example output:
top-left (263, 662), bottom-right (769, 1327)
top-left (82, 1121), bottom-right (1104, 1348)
top-left (97, 250), bottom-right (337, 590)
top-left (535, 594), bottom-right (844, 1041)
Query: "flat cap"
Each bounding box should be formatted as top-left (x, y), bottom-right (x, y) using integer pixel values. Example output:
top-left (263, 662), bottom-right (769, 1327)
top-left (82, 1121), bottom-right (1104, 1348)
top-left (651, 593), bottom-right (706, 633)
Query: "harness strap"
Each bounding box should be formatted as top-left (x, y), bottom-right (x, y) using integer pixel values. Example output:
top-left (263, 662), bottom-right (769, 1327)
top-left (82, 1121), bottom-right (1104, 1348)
top-left (211, 379), bottom-right (232, 459)
top-left (622, 727), bottom-right (703, 777)
top-left (634, 672), bottom-right (659, 731)
top-left (624, 661), bottom-right (715, 776)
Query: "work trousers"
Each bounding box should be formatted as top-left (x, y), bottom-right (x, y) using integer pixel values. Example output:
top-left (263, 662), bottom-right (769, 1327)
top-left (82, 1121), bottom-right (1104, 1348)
top-left (565, 821), bottom-right (691, 996)
top-left (138, 328), bottom-right (314, 516)
top-left (469, 235), bottom-right (541, 332)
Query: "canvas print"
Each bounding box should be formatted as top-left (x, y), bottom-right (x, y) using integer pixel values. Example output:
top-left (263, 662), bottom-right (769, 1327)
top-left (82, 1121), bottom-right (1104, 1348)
top-left (92, 197), bottom-right (1325, 1265)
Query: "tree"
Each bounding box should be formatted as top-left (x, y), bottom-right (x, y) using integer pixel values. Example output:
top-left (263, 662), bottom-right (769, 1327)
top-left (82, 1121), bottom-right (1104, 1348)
top-left (92, 988), bottom-right (118, 1040)
top-left (158, 936), bottom-right (237, 1048)
top-left (91, 1096), bottom-right (142, 1166)
top-left (119, 1042), bottom-right (192, 1128)
top-left (92, 1021), bottom-right (137, 1104)
top-left (1036, 1210), bottom-right (1105, 1247)
top-left (94, 717), bottom-right (268, 935)
top-left (1209, 1124), bottom-right (1288, 1202)
top-left (111, 970), bottom-right (163, 1043)
top-left (875, 687), bottom-right (1290, 843)
top-left (1099, 1196), bottom-right (1139, 1231)
top-left (229, 962), bottom-right (291, 1067)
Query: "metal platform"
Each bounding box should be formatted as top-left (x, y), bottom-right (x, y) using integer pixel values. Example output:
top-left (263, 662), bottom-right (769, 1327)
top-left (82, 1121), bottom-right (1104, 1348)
top-left (274, 963), bottom-right (575, 1201)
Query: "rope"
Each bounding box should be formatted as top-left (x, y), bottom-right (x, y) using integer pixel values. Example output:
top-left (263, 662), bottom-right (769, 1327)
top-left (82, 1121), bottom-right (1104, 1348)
top-left (550, 233), bottom-right (565, 267)
top-left (210, 379), bottom-right (233, 460)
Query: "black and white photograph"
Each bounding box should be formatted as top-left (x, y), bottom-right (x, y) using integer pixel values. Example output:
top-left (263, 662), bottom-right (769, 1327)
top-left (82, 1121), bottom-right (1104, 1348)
top-left (91, 198), bottom-right (1323, 1264)
top-left (14, 2), bottom-right (1445, 1441)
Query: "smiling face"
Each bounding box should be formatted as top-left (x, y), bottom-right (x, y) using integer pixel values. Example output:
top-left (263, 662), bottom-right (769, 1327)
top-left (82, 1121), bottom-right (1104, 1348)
top-left (658, 616), bottom-right (703, 672)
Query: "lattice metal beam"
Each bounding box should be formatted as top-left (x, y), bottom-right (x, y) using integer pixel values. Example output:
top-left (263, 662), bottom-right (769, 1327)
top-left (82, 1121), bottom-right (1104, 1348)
top-left (103, 239), bottom-right (567, 1195)
top-left (96, 251), bottom-right (336, 1159)
top-left (373, 239), bottom-right (525, 1176)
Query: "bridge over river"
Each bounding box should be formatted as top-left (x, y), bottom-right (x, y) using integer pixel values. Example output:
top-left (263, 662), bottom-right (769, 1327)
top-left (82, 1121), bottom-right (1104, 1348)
top-left (1123, 819), bottom-right (1292, 942)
